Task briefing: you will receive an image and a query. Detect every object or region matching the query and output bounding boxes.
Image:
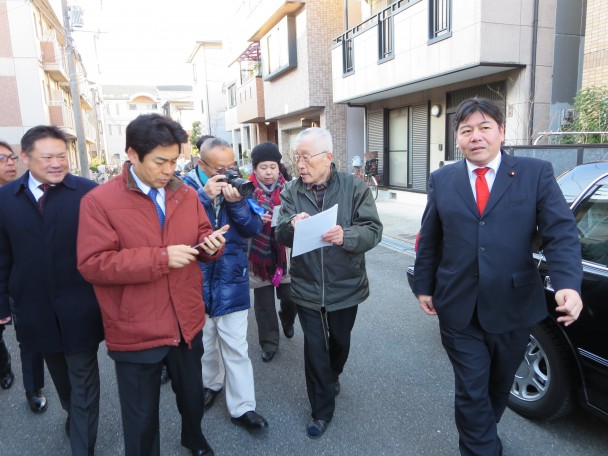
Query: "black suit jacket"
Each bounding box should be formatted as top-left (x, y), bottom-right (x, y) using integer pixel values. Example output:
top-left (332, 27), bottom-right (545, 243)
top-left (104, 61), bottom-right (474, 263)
top-left (413, 152), bottom-right (582, 333)
top-left (0, 172), bottom-right (103, 353)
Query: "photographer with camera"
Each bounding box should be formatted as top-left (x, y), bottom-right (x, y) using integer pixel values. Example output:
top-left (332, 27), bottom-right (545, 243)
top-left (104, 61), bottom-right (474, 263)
top-left (183, 138), bottom-right (269, 432)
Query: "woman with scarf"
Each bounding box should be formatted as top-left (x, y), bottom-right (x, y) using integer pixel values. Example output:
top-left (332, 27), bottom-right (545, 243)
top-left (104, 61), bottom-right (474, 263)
top-left (248, 142), bottom-right (297, 362)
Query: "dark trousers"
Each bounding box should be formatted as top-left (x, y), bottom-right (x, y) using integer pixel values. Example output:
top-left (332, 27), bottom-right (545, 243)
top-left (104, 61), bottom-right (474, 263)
top-left (0, 325), bottom-right (45, 391)
top-left (253, 283), bottom-right (297, 352)
top-left (439, 315), bottom-right (530, 456)
top-left (21, 348), bottom-right (45, 392)
top-left (44, 348), bottom-right (100, 456)
top-left (297, 305), bottom-right (358, 421)
top-left (0, 325), bottom-right (9, 370)
top-left (114, 337), bottom-right (209, 456)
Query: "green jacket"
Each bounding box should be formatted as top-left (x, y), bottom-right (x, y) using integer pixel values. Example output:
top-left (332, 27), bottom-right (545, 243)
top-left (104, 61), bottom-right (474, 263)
top-left (275, 165), bottom-right (383, 312)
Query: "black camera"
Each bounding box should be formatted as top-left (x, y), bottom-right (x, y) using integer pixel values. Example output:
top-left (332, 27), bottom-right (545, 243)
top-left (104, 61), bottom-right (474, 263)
top-left (222, 169), bottom-right (255, 198)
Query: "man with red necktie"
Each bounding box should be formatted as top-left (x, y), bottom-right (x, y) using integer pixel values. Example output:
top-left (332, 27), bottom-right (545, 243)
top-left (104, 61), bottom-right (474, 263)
top-left (413, 97), bottom-right (583, 455)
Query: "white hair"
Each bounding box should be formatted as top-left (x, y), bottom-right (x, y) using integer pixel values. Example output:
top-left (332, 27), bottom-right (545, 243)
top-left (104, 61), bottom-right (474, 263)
top-left (295, 127), bottom-right (333, 153)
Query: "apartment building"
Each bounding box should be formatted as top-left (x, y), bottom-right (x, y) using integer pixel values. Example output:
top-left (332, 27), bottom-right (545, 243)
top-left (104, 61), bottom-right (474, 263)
top-left (187, 41), bottom-right (231, 144)
top-left (331, 0), bottom-right (586, 192)
top-left (223, 0), bottom-right (357, 170)
top-left (101, 85), bottom-right (162, 163)
top-left (102, 84), bottom-right (197, 164)
top-left (0, 0), bottom-right (101, 175)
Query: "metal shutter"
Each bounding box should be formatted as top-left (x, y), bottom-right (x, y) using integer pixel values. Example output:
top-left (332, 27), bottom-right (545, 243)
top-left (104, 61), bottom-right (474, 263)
top-left (411, 104), bottom-right (429, 191)
top-left (368, 110), bottom-right (384, 177)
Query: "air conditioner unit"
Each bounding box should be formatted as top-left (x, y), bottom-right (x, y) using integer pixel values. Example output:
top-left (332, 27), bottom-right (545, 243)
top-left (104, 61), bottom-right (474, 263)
top-left (561, 108), bottom-right (575, 124)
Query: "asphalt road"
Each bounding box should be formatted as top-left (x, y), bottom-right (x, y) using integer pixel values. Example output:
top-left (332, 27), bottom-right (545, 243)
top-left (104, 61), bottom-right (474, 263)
top-left (0, 244), bottom-right (607, 455)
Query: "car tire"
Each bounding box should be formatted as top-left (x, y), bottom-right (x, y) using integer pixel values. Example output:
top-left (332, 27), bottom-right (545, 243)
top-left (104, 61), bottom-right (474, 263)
top-left (508, 319), bottom-right (576, 420)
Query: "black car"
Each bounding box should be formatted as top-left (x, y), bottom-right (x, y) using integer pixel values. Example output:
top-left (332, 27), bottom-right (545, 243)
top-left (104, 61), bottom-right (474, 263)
top-left (407, 161), bottom-right (608, 421)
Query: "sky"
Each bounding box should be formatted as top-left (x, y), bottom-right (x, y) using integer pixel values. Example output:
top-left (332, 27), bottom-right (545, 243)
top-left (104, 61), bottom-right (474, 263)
top-left (63, 0), bottom-right (238, 86)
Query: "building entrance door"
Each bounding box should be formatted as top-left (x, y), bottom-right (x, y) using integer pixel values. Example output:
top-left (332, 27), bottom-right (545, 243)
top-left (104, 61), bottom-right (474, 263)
top-left (387, 107), bottom-right (409, 187)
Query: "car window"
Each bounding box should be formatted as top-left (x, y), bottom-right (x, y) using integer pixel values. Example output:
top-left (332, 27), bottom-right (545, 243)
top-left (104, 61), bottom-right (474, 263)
top-left (574, 177), bottom-right (608, 265)
top-left (557, 163), bottom-right (608, 204)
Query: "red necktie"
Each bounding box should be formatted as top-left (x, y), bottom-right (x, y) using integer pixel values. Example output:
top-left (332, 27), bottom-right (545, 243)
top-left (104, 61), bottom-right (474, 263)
top-left (38, 183), bottom-right (50, 213)
top-left (474, 168), bottom-right (490, 215)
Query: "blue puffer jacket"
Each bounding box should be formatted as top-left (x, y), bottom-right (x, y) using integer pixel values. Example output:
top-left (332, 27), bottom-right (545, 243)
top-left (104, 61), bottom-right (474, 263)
top-left (183, 168), bottom-right (263, 317)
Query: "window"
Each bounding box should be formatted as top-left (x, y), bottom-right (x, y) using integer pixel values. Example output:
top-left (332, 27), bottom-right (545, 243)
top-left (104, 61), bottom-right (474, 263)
top-left (575, 179), bottom-right (608, 265)
top-left (429, 0), bottom-right (452, 42)
top-left (227, 84), bottom-right (236, 108)
top-left (343, 34), bottom-right (354, 75)
top-left (378, 10), bottom-right (393, 61)
top-left (261, 16), bottom-right (297, 80)
top-left (129, 104), bottom-right (137, 110)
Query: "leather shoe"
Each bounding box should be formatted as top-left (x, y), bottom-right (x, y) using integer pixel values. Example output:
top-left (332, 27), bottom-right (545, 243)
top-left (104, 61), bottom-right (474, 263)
top-left (261, 351), bottom-right (275, 362)
top-left (203, 387), bottom-right (221, 410)
top-left (306, 418), bottom-right (329, 439)
top-left (283, 324), bottom-right (294, 338)
top-left (279, 310), bottom-right (294, 338)
top-left (191, 441), bottom-right (214, 456)
top-left (26, 389), bottom-right (48, 413)
top-left (160, 365), bottom-right (170, 384)
top-left (231, 410), bottom-right (268, 431)
top-left (0, 362), bottom-right (14, 390)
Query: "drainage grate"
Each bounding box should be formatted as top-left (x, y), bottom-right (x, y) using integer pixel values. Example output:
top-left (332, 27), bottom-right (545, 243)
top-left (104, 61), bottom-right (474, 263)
top-left (380, 236), bottom-right (416, 257)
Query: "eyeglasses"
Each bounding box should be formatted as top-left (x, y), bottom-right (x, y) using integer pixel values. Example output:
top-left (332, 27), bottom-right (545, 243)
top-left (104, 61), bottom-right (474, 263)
top-left (200, 158), bottom-right (237, 175)
top-left (0, 154), bottom-right (18, 164)
top-left (294, 151), bottom-right (327, 164)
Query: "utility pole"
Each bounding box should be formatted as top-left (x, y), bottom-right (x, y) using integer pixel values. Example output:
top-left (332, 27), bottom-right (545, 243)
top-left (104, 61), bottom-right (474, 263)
top-left (61, 0), bottom-right (89, 178)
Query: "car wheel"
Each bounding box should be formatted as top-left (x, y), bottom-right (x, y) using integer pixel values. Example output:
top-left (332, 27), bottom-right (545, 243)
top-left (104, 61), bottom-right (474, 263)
top-left (508, 319), bottom-right (576, 420)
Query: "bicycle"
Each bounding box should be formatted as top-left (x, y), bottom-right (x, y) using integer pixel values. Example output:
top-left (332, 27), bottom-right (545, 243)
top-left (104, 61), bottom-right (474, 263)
top-left (349, 156), bottom-right (379, 200)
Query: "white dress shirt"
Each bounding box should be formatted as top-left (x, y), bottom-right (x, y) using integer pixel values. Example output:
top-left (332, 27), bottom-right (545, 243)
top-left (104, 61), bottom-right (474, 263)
top-left (129, 166), bottom-right (166, 214)
top-left (465, 153), bottom-right (502, 202)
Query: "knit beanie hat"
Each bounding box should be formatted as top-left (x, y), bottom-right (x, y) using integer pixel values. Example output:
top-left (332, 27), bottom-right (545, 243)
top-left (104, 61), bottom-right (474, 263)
top-left (251, 142), bottom-right (282, 167)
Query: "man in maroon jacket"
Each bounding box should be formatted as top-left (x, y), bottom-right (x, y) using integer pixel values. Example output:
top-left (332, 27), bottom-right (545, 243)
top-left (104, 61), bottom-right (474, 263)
top-left (78, 114), bottom-right (227, 456)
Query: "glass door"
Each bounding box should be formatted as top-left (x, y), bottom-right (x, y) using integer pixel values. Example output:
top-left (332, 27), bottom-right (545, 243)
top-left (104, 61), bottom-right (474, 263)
top-left (388, 107), bottom-right (408, 187)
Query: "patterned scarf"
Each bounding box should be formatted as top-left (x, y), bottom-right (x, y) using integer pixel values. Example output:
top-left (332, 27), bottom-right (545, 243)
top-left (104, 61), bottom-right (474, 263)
top-left (248, 172), bottom-right (287, 281)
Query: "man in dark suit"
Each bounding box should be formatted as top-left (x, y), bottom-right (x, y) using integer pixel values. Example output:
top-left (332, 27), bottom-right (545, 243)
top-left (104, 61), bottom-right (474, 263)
top-left (413, 97), bottom-right (583, 456)
top-left (0, 139), bottom-right (48, 413)
top-left (0, 126), bottom-right (104, 455)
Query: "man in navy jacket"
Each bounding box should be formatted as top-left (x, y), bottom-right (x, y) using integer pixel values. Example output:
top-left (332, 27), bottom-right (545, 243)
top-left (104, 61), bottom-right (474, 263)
top-left (0, 139), bottom-right (48, 413)
top-left (413, 98), bottom-right (583, 455)
top-left (183, 137), bottom-right (268, 432)
top-left (0, 126), bottom-right (103, 455)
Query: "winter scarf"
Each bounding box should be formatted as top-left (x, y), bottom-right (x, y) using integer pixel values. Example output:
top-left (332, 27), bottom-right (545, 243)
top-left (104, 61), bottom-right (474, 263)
top-left (248, 172), bottom-right (287, 281)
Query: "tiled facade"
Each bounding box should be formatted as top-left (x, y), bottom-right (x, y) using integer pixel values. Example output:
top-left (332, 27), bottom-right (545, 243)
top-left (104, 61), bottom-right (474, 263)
top-left (223, 0), bottom-right (350, 170)
top-left (582, 0), bottom-right (608, 88)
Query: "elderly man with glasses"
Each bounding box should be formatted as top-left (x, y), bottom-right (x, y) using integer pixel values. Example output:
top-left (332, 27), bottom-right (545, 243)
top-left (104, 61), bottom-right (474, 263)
top-left (275, 127), bottom-right (383, 439)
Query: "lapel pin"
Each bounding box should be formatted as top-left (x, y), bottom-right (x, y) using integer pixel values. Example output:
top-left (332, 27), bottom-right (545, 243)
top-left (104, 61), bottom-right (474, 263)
top-left (509, 170), bottom-right (515, 177)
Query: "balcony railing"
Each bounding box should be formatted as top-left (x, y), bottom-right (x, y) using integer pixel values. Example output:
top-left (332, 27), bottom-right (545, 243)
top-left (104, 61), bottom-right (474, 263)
top-left (240, 62), bottom-right (262, 85)
top-left (40, 32), bottom-right (69, 83)
top-left (335, 0), bottom-right (415, 74)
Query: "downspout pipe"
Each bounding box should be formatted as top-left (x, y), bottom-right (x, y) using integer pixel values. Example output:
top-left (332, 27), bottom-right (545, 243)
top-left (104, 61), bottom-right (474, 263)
top-left (528, 0), bottom-right (539, 144)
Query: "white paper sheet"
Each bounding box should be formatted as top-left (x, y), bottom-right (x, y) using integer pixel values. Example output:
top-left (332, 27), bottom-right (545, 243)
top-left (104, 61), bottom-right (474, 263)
top-left (271, 205), bottom-right (281, 227)
top-left (292, 204), bottom-right (338, 257)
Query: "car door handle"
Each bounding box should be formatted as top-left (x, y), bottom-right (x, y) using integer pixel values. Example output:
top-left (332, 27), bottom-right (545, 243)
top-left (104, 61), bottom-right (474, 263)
top-left (544, 275), bottom-right (554, 292)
